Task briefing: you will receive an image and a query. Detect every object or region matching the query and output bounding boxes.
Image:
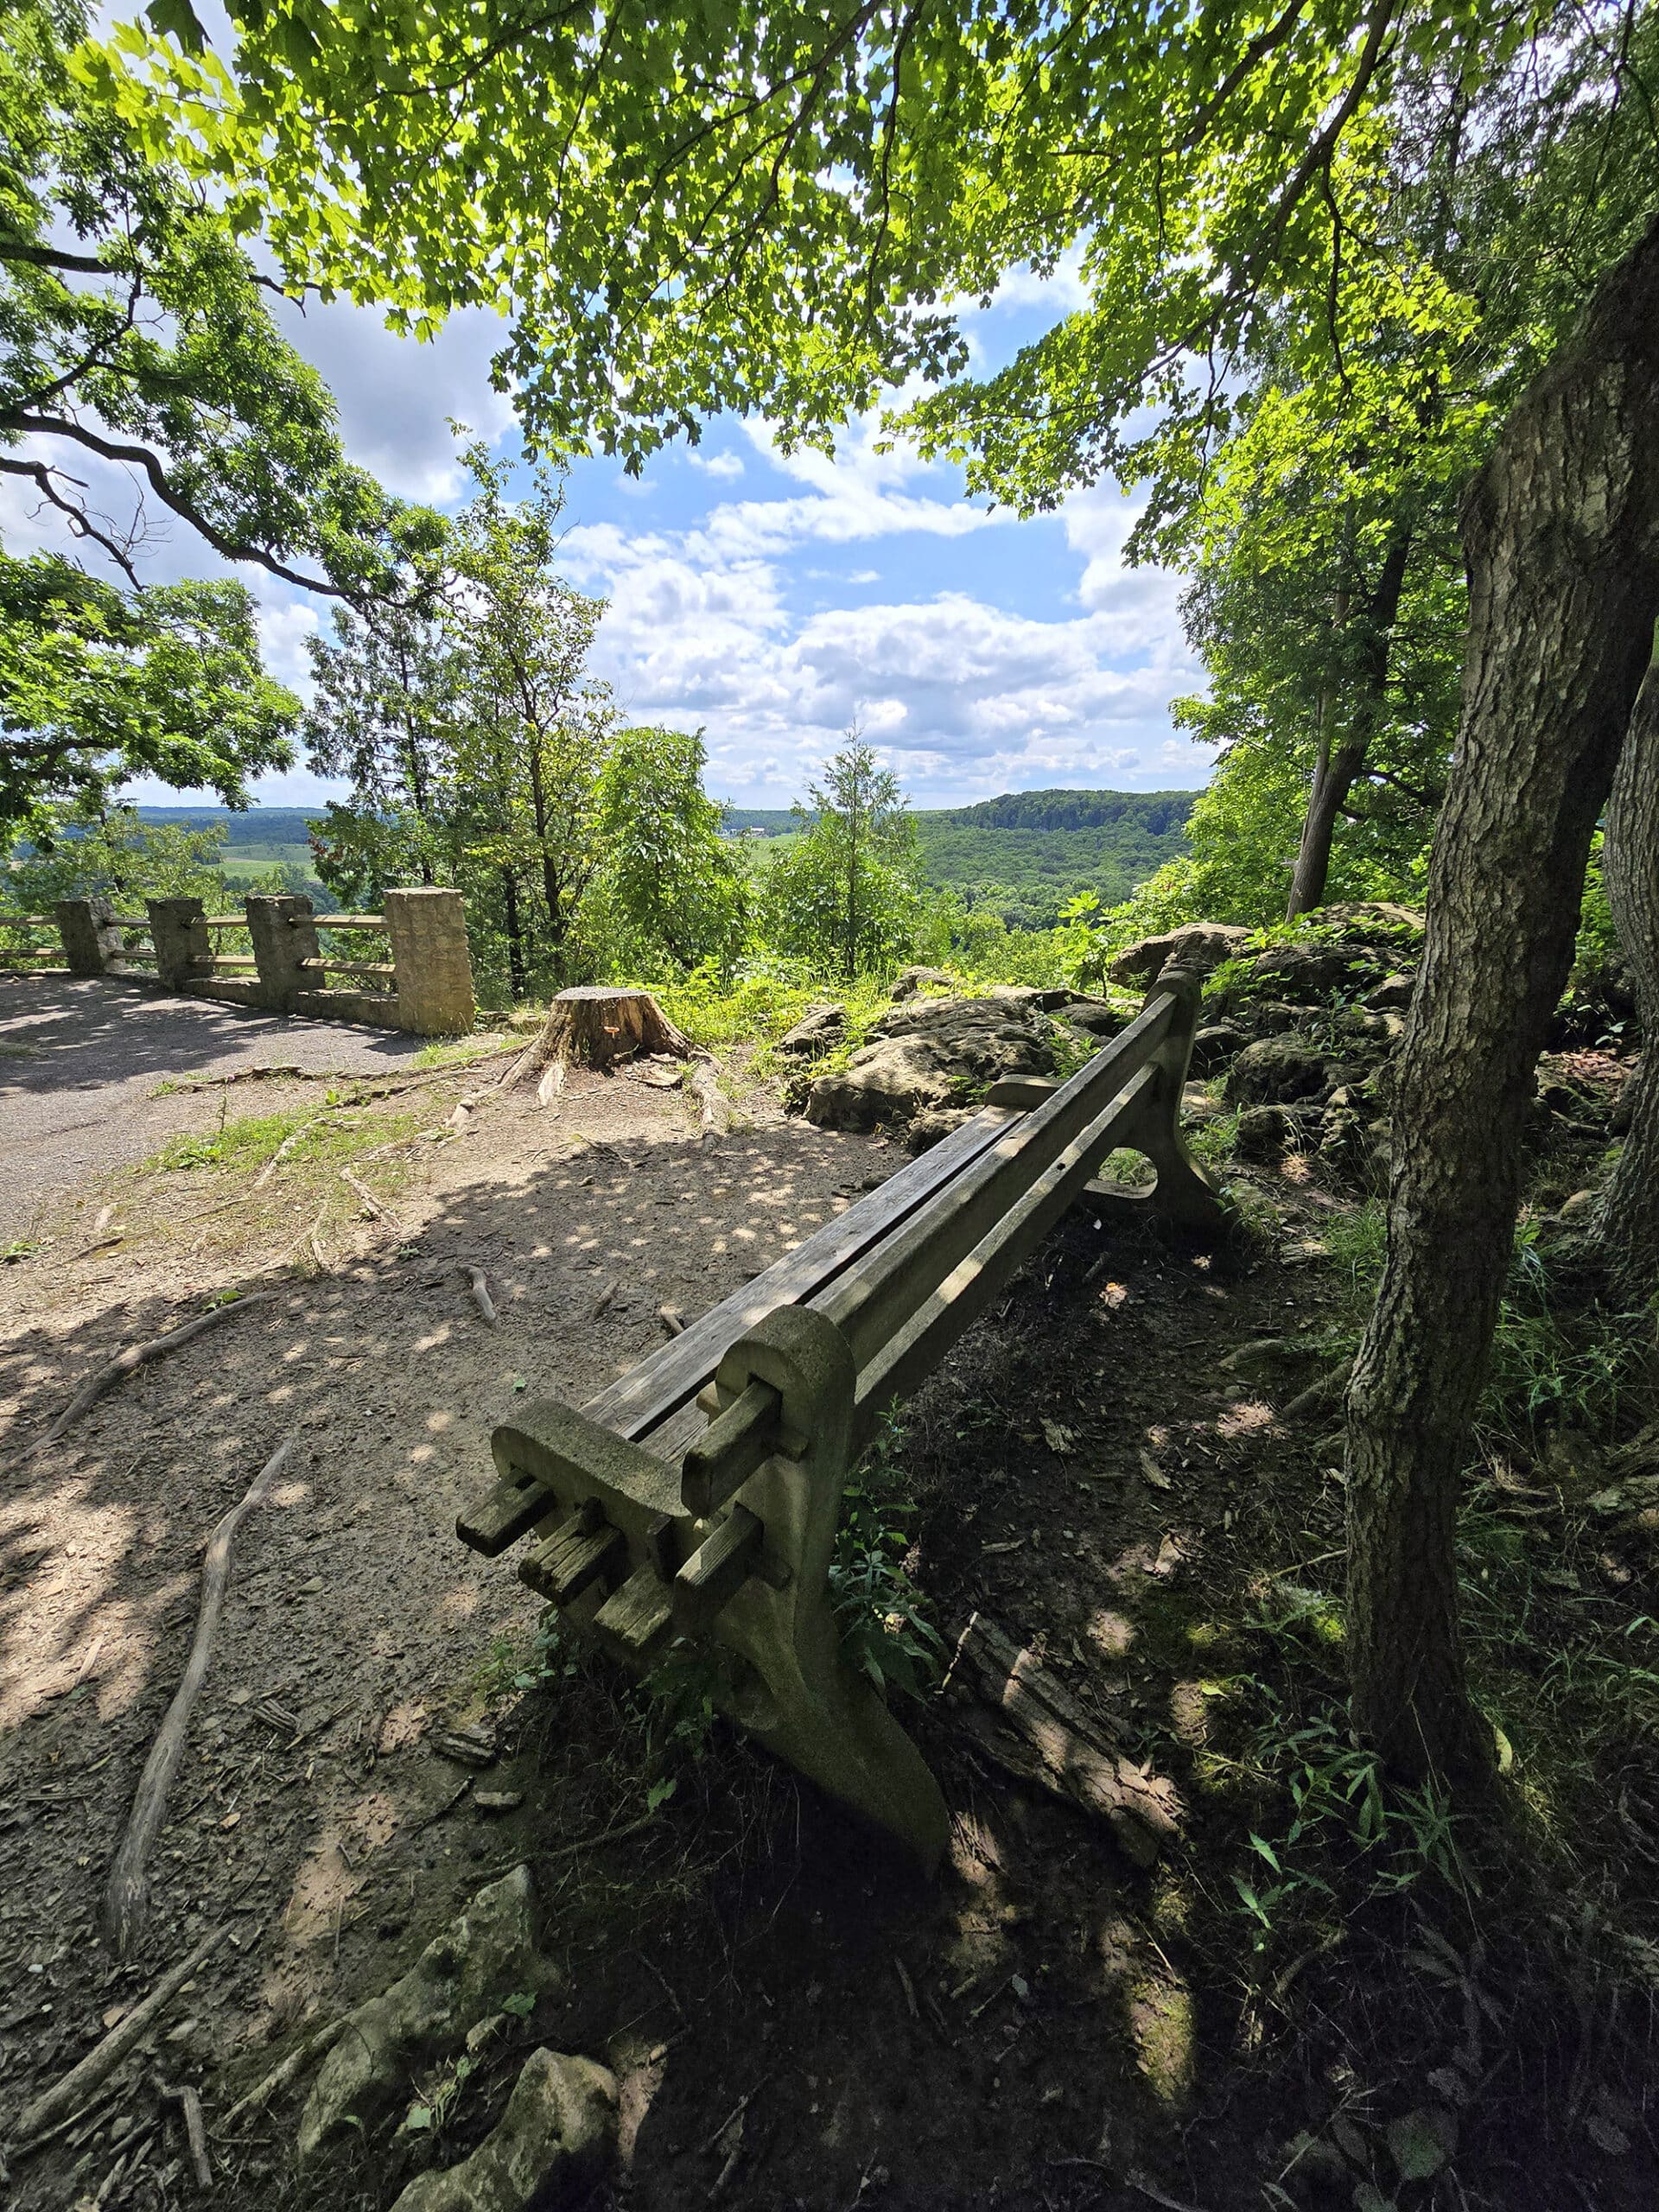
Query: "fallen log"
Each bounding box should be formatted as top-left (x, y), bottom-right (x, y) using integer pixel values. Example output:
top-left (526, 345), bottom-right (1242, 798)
top-left (14, 1925), bottom-right (229, 2143)
top-left (22, 1291), bottom-right (276, 1462)
top-left (944, 1611), bottom-right (1180, 1866)
top-left (100, 1438), bottom-right (295, 1958)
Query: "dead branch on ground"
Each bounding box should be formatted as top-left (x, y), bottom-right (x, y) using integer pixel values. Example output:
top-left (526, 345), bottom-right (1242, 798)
top-left (100, 1438), bottom-right (295, 1958)
top-left (15, 1926), bottom-right (229, 2143)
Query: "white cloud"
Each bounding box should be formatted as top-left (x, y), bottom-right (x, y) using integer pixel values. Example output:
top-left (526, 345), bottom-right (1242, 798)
top-left (686, 449), bottom-right (745, 479)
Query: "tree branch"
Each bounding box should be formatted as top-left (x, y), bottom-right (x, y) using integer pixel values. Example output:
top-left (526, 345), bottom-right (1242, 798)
top-left (0, 411), bottom-right (353, 599)
top-left (0, 455), bottom-right (143, 586)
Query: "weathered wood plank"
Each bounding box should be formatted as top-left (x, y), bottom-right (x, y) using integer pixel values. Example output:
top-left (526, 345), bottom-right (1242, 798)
top-left (519, 1514), bottom-right (625, 1605)
top-left (848, 1066), bottom-right (1156, 1449)
top-left (816, 998), bottom-right (1174, 1367)
top-left (945, 1612), bottom-right (1180, 1865)
top-left (593, 1564), bottom-right (676, 1664)
top-left (674, 1504), bottom-right (765, 1633)
top-left (584, 1103), bottom-right (1020, 1441)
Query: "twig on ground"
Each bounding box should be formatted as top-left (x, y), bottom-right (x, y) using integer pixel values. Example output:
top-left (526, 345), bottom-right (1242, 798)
top-left (222, 2019), bottom-right (346, 2127)
top-left (16, 1926), bottom-right (229, 2142)
top-left (160, 2082), bottom-right (212, 2189)
top-left (591, 1277), bottom-right (618, 1319)
top-left (658, 1304), bottom-right (685, 1336)
top-left (23, 1291), bottom-right (276, 1461)
top-left (101, 1440), bottom-right (294, 1958)
top-left (465, 1266), bottom-right (498, 1325)
top-left (251, 1112), bottom-right (331, 1191)
top-left (695, 2084), bottom-right (762, 2160)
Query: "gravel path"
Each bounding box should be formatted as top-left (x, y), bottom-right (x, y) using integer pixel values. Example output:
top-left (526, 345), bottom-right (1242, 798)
top-left (0, 975), bottom-right (430, 1238)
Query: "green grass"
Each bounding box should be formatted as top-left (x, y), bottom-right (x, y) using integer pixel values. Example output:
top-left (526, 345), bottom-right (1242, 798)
top-left (148, 1103), bottom-right (421, 1175)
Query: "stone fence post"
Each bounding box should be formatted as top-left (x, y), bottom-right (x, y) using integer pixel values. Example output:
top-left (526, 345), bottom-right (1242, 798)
top-left (145, 897), bottom-right (212, 992)
top-left (384, 887), bottom-right (475, 1036)
top-left (246, 893), bottom-right (321, 1013)
top-left (55, 898), bottom-right (126, 977)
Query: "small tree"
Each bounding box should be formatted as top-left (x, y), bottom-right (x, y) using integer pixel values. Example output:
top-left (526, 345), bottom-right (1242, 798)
top-left (592, 725), bottom-right (747, 976)
top-left (765, 739), bottom-right (921, 982)
top-left (445, 446), bottom-right (615, 986)
top-left (302, 509), bottom-right (454, 885)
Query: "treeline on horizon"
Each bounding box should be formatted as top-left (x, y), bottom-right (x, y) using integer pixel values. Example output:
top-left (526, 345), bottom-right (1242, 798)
top-left (129, 785), bottom-right (1197, 931)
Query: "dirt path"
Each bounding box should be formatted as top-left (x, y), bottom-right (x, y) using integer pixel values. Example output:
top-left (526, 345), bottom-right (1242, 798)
top-left (0, 976), bottom-right (430, 1241)
top-left (4, 1037), bottom-right (1642, 2212)
top-left (0, 1053), bottom-right (896, 2200)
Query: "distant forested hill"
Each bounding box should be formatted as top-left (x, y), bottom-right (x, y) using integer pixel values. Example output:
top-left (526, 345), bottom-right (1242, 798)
top-left (721, 788), bottom-right (1195, 927)
top-left (913, 788), bottom-right (1194, 925)
top-left (133, 787), bottom-right (1193, 931)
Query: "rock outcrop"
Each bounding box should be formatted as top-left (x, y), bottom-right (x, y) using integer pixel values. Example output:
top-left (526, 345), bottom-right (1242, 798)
top-left (296, 1866), bottom-right (549, 2165)
top-left (804, 995), bottom-right (1056, 1132)
top-left (1109, 922), bottom-right (1252, 984)
top-left (390, 2049), bottom-right (618, 2212)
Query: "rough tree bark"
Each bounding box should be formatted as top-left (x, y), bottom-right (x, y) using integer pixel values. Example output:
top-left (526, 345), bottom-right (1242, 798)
top-left (1286, 527), bottom-right (1412, 920)
top-left (1344, 209), bottom-right (1659, 1785)
top-left (507, 986), bottom-right (694, 1084)
top-left (1595, 666), bottom-right (1659, 1305)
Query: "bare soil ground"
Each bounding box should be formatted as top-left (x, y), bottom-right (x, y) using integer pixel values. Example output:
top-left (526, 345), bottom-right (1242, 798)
top-left (3, 1006), bottom-right (1655, 2212)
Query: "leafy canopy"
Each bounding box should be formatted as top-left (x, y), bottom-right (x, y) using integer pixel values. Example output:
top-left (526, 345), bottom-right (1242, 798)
top-left (0, 556), bottom-right (298, 836)
top-left (87, 0), bottom-right (1659, 521)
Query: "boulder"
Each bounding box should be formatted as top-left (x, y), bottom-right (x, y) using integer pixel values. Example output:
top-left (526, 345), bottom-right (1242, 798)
top-left (1321, 900), bottom-right (1426, 944)
top-left (1363, 972), bottom-right (1415, 1014)
top-left (1065, 999), bottom-right (1128, 1039)
top-left (889, 965), bottom-right (956, 1001)
top-left (1226, 1038), bottom-right (1328, 1107)
top-left (1109, 921), bottom-right (1251, 985)
top-left (774, 1003), bottom-right (848, 1060)
top-left (1234, 1105), bottom-right (1305, 1160)
top-left (390, 2049), bottom-right (618, 2212)
top-left (907, 1106), bottom-right (976, 1154)
top-left (805, 997), bottom-right (1054, 1132)
top-left (1189, 1023), bottom-right (1245, 1078)
top-left (297, 1866), bottom-right (548, 2165)
top-left (1245, 942), bottom-right (1376, 1001)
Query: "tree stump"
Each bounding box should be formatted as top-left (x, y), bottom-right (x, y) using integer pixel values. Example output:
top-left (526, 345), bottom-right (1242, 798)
top-left (518, 987), bottom-right (695, 1076)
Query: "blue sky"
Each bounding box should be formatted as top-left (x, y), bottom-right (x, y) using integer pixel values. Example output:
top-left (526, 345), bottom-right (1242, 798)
top-left (10, 258), bottom-right (1215, 812)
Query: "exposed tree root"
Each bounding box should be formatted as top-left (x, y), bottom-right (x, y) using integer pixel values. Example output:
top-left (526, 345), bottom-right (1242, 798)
top-left (22, 1290), bottom-right (276, 1463)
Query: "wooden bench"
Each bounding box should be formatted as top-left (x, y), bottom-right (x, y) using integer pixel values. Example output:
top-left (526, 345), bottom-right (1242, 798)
top-left (455, 964), bottom-right (1224, 1871)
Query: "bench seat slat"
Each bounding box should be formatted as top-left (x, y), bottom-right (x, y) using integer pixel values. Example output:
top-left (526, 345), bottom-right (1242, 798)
top-left (583, 1102), bottom-right (1020, 1442)
top-left (816, 994), bottom-right (1175, 1366)
top-left (849, 1063), bottom-right (1160, 1449)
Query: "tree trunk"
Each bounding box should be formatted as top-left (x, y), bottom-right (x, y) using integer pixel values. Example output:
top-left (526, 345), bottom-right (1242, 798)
top-left (1595, 666), bottom-right (1659, 1304)
top-left (500, 868), bottom-right (527, 999)
top-left (516, 986), bottom-right (695, 1077)
top-left (1344, 209), bottom-right (1659, 1787)
top-left (1286, 529), bottom-right (1411, 921)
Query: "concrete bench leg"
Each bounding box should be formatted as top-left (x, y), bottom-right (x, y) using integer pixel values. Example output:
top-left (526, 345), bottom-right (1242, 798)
top-left (1080, 962), bottom-right (1230, 1238)
top-left (701, 1307), bottom-right (950, 1873)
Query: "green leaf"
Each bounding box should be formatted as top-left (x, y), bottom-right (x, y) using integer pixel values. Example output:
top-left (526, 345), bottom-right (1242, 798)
top-left (1386, 2111), bottom-right (1449, 2182)
top-left (645, 1777), bottom-right (677, 1812)
top-left (501, 1991), bottom-right (537, 2018)
top-left (144, 0), bottom-right (207, 52)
